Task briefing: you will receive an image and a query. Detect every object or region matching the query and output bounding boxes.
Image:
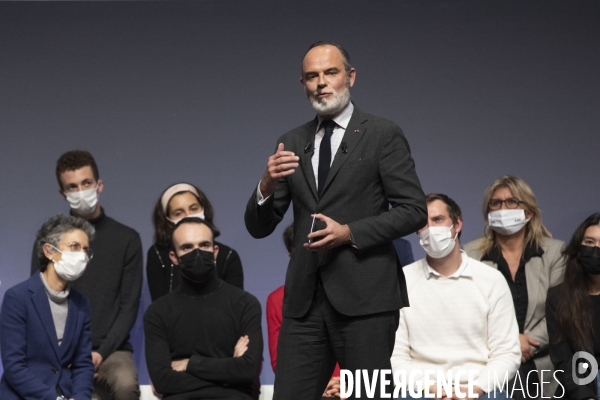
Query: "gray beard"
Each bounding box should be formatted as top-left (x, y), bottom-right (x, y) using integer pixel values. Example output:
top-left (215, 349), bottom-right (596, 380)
top-left (308, 86), bottom-right (351, 117)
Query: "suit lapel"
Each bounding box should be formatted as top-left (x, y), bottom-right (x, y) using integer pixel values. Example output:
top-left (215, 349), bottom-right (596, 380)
top-left (320, 109), bottom-right (366, 197)
top-left (60, 296), bottom-right (78, 356)
top-left (524, 257), bottom-right (543, 328)
top-left (30, 275), bottom-right (61, 360)
top-left (300, 118), bottom-right (319, 200)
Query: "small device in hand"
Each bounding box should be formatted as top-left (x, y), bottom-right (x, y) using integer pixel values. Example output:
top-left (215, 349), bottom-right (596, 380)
top-left (308, 214), bottom-right (326, 244)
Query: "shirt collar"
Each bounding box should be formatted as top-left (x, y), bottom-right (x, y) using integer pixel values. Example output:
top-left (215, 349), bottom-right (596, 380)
top-left (422, 250), bottom-right (473, 279)
top-left (316, 101), bottom-right (354, 132)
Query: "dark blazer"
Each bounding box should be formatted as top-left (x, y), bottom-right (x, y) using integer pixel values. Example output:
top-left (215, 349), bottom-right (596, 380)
top-left (0, 272), bottom-right (94, 400)
top-left (546, 284), bottom-right (597, 400)
top-left (245, 106), bottom-right (427, 318)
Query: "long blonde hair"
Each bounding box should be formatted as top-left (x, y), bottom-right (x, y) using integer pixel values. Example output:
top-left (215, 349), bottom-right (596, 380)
top-left (476, 175), bottom-right (552, 255)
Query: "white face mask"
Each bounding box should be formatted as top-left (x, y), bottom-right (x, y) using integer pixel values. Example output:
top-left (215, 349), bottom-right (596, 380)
top-left (51, 249), bottom-right (89, 281)
top-left (419, 225), bottom-right (457, 259)
top-left (167, 210), bottom-right (205, 225)
top-left (65, 187), bottom-right (99, 216)
top-left (488, 209), bottom-right (529, 236)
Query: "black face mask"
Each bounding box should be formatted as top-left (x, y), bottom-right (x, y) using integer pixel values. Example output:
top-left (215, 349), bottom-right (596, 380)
top-left (578, 245), bottom-right (600, 275)
top-left (178, 249), bottom-right (215, 283)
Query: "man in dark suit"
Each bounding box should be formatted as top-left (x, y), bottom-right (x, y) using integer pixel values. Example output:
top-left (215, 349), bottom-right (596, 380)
top-left (245, 41), bottom-right (427, 399)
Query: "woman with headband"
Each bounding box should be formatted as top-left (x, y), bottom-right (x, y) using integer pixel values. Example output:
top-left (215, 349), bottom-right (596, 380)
top-left (146, 183), bottom-right (244, 302)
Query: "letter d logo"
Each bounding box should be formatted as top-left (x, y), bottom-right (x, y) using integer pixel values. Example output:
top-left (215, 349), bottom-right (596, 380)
top-left (572, 351), bottom-right (598, 385)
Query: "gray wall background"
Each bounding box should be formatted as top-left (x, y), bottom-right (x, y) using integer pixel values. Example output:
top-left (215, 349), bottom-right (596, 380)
top-left (1, 0), bottom-right (598, 386)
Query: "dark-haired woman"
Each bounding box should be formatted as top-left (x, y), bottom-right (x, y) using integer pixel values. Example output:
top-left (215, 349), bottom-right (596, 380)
top-left (547, 213), bottom-right (600, 400)
top-left (465, 175), bottom-right (565, 399)
top-left (146, 182), bottom-right (244, 302)
top-left (0, 214), bottom-right (95, 400)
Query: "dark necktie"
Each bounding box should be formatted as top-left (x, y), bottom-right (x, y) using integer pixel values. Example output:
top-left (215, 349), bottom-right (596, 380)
top-left (318, 120), bottom-right (336, 197)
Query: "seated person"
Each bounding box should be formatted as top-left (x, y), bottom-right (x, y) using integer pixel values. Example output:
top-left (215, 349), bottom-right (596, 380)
top-left (465, 175), bottom-right (565, 399)
top-left (30, 150), bottom-right (143, 400)
top-left (266, 224), bottom-right (342, 398)
top-left (147, 182), bottom-right (244, 302)
top-left (0, 214), bottom-right (95, 400)
top-left (144, 217), bottom-right (262, 399)
top-left (391, 193), bottom-right (521, 400)
top-left (547, 213), bottom-right (600, 400)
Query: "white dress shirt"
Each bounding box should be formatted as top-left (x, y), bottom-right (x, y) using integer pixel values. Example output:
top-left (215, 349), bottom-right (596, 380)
top-left (312, 101), bottom-right (354, 187)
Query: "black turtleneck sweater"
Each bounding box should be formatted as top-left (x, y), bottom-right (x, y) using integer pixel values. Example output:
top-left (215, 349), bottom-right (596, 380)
top-left (30, 209), bottom-right (143, 360)
top-left (143, 272), bottom-right (262, 400)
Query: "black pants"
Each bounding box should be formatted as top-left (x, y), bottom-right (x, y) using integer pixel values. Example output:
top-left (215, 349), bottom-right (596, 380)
top-left (273, 282), bottom-right (400, 400)
top-left (509, 360), bottom-right (540, 400)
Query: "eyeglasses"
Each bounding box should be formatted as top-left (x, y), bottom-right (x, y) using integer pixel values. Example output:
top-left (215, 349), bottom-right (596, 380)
top-left (56, 242), bottom-right (94, 259)
top-left (488, 197), bottom-right (523, 211)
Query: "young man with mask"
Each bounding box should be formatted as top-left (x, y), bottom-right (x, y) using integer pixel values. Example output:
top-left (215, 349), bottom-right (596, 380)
top-left (143, 217), bottom-right (262, 399)
top-left (30, 150), bottom-right (143, 400)
top-left (390, 193), bottom-right (521, 400)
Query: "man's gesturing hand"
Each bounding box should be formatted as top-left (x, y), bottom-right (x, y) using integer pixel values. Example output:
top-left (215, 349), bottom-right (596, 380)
top-left (304, 214), bottom-right (352, 252)
top-left (260, 143), bottom-right (299, 198)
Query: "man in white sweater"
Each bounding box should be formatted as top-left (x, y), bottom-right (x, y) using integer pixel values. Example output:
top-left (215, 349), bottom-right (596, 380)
top-left (391, 193), bottom-right (521, 400)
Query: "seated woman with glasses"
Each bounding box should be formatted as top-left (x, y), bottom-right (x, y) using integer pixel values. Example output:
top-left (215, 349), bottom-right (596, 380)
top-left (147, 182), bottom-right (244, 302)
top-left (464, 175), bottom-right (565, 400)
top-left (547, 213), bottom-right (600, 400)
top-left (0, 214), bottom-right (95, 400)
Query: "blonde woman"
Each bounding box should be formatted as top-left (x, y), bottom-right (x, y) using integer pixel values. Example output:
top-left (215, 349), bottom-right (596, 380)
top-left (464, 175), bottom-right (565, 399)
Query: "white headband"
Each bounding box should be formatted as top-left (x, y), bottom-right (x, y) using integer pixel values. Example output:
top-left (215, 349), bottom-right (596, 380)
top-left (161, 183), bottom-right (200, 214)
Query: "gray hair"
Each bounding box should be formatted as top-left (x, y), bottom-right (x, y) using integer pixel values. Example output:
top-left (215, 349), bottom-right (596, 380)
top-left (36, 214), bottom-right (95, 271)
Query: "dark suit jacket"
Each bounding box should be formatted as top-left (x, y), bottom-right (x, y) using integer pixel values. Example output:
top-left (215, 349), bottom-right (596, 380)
top-left (0, 272), bottom-right (94, 400)
top-left (245, 106), bottom-right (427, 318)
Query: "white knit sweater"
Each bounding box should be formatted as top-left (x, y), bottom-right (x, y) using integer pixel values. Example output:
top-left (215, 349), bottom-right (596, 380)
top-left (391, 251), bottom-right (521, 393)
